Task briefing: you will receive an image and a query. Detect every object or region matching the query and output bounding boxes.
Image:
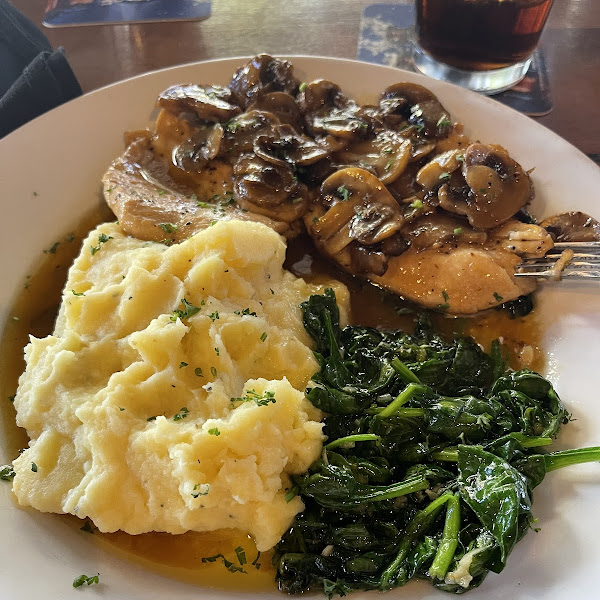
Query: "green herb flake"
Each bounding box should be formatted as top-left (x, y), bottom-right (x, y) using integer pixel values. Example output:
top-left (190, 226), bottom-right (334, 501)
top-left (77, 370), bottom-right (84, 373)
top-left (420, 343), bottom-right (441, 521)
top-left (252, 550), bottom-right (261, 569)
top-left (208, 427), bottom-right (221, 436)
top-left (201, 553), bottom-right (246, 573)
top-left (410, 199), bottom-right (424, 209)
top-left (437, 115), bottom-right (452, 128)
top-left (231, 389), bottom-right (276, 408)
top-left (456, 153), bottom-right (465, 162)
top-left (234, 307), bottom-right (257, 317)
top-left (453, 227), bottom-right (463, 235)
top-left (8, 395), bottom-right (15, 403)
top-left (337, 185), bottom-right (351, 202)
top-left (72, 290), bottom-right (85, 297)
top-left (72, 573), bottom-right (99, 588)
top-left (90, 233), bottom-right (113, 255)
top-left (211, 366), bottom-right (218, 377)
top-left (442, 290), bottom-right (450, 302)
top-left (65, 233), bottom-right (75, 243)
top-left (439, 171), bottom-right (451, 182)
top-left (147, 416), bottom-right (157, 422)
top-left (384, 158), bottom-right (394, 171)
top-left (171, 298), bottom-right (202, 321)
top-left (179, 361), bottom-right (189, 368)
top-left (0, 465), bottom-right (15, 481)
top-left (209, 311), bottom-right (220, 322)
top-left (260, 332), bottom-right (267, 342)
top-left (299, 82), bottom-right (308, 92)
top-left (214, 347), bottom-right (220, 356)
top-left (235, 546), bottom-right (247, 565)
top-left (31, 462), bottom-right (38, 472)
top-left (159, 222), bottom-right (178, 233)
top-left (192, 483), bottom-right (210, 498)
top-left (493, 292), bottom-right (504, 302)
top-left (44, 242), bottom-right (59, 254)
top-left (80, 520), bottom-right (95, 534)
top-left (195, 367), bottom-right (204, 377)
top-left (173, 407), bottom-right (189, 421)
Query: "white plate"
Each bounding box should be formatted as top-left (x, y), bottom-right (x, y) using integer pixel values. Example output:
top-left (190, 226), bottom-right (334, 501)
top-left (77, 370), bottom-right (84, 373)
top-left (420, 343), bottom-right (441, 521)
top-left (1, 56), bottom-right (599, 600)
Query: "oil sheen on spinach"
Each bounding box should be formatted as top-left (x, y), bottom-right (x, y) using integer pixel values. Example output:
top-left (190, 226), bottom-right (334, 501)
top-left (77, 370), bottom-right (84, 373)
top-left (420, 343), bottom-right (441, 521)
top-left (274, 289), bottom-right (600, 596)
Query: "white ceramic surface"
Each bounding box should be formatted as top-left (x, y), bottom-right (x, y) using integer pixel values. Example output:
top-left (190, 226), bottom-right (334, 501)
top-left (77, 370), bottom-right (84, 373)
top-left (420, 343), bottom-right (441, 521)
top-left (1, 56), bottom-right (599, 600)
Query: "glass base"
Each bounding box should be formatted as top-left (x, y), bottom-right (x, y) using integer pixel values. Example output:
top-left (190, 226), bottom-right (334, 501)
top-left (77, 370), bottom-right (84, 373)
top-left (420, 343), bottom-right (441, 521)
top-left (412, 45), bottom-right (531, 95)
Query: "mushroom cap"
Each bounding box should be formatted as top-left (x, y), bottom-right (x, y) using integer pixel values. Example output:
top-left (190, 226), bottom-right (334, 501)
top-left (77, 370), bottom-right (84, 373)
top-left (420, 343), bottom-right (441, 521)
top-left (228, 54), bottom-right (298, 109)
top-left (379, 82), bottom-right (453, 138)
top-left (540, 211), bottom-right (600, 242)
top-left (158, 84), bottom-right (241, 122)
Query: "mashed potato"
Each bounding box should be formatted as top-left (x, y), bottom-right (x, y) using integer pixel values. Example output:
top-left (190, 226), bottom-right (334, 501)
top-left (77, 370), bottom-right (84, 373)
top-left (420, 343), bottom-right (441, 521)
top-left (12, 220), bottom-right (348, 551)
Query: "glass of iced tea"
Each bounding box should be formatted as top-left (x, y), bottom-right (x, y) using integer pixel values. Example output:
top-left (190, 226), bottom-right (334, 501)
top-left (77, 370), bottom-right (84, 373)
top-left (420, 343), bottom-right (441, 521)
top-left (413, 0), bottom-right (554, 94)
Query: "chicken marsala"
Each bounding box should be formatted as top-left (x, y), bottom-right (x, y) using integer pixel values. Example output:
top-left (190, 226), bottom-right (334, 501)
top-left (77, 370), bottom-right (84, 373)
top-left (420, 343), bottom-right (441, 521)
top-left (103, 54), bottom-right (597, 314)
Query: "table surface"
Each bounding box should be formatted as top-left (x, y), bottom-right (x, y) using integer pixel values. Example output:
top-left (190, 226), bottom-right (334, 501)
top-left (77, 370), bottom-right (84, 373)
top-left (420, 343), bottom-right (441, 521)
top-left (10, 0), bottom-right (600, 159)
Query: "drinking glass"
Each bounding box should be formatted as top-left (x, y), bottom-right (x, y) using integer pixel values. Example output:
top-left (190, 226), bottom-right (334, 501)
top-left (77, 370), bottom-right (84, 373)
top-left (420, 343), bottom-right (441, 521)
top-left (413, 0), bottom-right (554, 94)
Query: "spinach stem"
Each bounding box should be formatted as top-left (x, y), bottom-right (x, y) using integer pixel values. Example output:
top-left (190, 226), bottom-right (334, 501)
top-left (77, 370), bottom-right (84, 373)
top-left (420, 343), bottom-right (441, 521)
top-left (432, 436), bottom-right (554, 463)
top-left (428, 493), bottom-right (461, 580)
top-left (326, 434), bottom-right (381, 450)
top-left (379, 383), bottom-right (426, 418)
top-left (431, 449), bottom-right (459, 462)
top-left (544, 447), bottom-right (600, 472)
top-left (379, 491), bottom-right (452, 589)
top-left (390, 357), bottom-right (421, 384)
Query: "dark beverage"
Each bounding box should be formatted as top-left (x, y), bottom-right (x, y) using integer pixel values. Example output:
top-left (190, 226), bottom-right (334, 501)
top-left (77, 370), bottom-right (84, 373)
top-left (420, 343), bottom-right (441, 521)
top-left (416, 0), bottom-right (554, 71)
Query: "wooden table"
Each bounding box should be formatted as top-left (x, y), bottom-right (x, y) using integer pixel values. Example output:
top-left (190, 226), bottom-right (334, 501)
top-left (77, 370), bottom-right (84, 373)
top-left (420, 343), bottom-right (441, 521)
top-left (10, 0), bottom-right (600, 159)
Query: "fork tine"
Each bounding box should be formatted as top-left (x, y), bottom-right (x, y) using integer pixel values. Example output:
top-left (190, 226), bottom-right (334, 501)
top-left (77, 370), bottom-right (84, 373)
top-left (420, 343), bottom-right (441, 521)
top-left (515, 241), bottom-right (600, 279)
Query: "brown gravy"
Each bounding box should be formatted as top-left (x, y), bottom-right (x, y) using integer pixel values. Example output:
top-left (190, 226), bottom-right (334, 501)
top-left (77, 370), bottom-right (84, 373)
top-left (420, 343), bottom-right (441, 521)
top-left (0, 222), bottom-right (543, 591)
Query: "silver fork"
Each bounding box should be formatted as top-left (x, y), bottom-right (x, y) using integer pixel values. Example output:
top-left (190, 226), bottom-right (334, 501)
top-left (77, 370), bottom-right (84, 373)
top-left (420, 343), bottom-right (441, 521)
top-left (515, 242), bottom-right (600, 279)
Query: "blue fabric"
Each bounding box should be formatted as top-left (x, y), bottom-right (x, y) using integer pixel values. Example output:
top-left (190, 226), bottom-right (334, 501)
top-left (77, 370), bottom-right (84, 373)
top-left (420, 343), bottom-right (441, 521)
top-left (0, 0), bottom-right (81, 138)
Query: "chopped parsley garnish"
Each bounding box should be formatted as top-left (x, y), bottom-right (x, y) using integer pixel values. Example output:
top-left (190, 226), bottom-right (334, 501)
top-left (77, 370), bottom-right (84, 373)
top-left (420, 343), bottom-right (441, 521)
top-left (437, 303), bottom-right (450, 311)
top-left (299, 82), bottom-right (308, 92)
top-left (251, 550), bottom-right (261, 569)
top-left (179, 362), bottom-right (189, 368)
top-left (195, 367), bottom-right (203, 377)
top-left (72, 574), bottom-right (99, 588)
top-left (235, 546), bottom-right (247, 565)
top-left (171, 298), bottom-right (202, 321)
top-left (442, 290), bottom-right (450, 302)
top-left (456, 153), bottom-right (465, 162)
top-left (72, 290), bottom-right (85, 296)
top-left (211, 366), bottom-right (218, 377)
top-left (173, 407), bottom-right (189, 421)
top-left (119, 407), bottom-right (125, 412)
top-left (65, 233), bottom-right (75, 243)
top-left (158, 222), bottom-right (178, 234)
top-left (337, 185), bottom-right (351, 202)
top-left (439, 171), bottom-right (451, 182)
top-left (147, 416), bottom-right (157, 421)
top-left (0, 465), bottom-right (15, 481)
top-left (8, 395), bottom-right (15, 403)
top-left (208, 427), bottom-right (221, 436)
top-left (90, 233), bottom-right (113, 256)
top-left (214, 347), bottom-right (220, 356)
top-left (410, 199), bottom-right (424, 209)
top-left (80, 520), bottom-right (95, 533)
top-left (260, 332), bottom-right (267, 342)
top-left (493, 292), bottom-right (504, 302)
top-left (44, 242), bottom-right (59, 254)
top-left (31, 462), bottom-right (38, 472)
top-left (209, 311), bottom-right (220, 321)
top-left (437, 115), bottom-right (452, 128)
top-left (201, 553), bottom-right (246, 573)
top-left (453, 227), bottom-right (463, 235)
top-left (231, 389), bottom-right (276, 407)
top-left (384, 158), bottom-right (394, 171)
top-left (192, 483), bottom-right (210, 498)
top-left (234, 308), bottom-right (257, 317)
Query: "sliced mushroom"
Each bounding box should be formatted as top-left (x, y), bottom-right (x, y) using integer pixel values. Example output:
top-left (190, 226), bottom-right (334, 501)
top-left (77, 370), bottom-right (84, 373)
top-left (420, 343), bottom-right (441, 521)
top-left (253, 124), bottom-right (330, 167)
top-left (247, 92), bottom-right (304, 131)
top-left (306, 168), bottom-right (405, 274)
top-left (298, 80), bottom-right (369, 140)
top-left (541, 211), bottom-right (600, 242)
top-left (402, 212), bottom-right (487, 251)
top-left (379, 83), bottom-right (453, 138)
top-left (228, 54), bottom-right (298, 109)
top-left (437, 143), bottom-right (533, 229)
top-left (334, 131), bottom-right (412, 184)
top-left (489, 220), bottom-right (554, 258)
top-left (233, 154), bottom-right (308, 222)
top-left (219, 110), bottom-right (281, 157)
top-left (158, 84), bottom-right (241, 122)
top-left (416, 149), bottom-right (464, 190)
top-left (172, 123), bottom-right (224, 173)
